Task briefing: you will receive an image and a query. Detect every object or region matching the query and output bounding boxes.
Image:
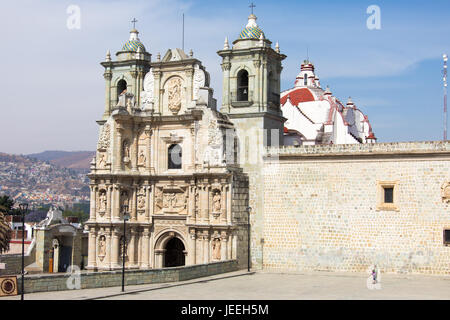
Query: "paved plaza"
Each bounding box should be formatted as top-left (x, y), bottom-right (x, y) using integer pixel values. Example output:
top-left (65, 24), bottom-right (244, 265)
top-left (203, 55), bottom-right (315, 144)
top-left (2, 270), bottom-right (450, 300)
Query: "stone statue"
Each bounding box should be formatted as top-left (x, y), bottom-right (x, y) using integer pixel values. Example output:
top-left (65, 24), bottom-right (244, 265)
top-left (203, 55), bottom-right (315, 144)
top-left (99, 191), bottom-right (107, 211)
top-left (98, 154), bottom-right (106, 168)
top-left (213, 191), bottom-right (221, 212)
top-left (123, 141), bottom-right (130, 159)
top-left (138, 149), bottom-right (146, 166)
top-left (212, 238), bottom-right (221, 260)
top-left (98, 236), bottom-right (106, 258)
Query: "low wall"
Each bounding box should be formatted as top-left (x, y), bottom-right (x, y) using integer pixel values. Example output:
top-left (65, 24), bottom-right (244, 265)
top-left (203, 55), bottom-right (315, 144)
top-left (0, 253), bottom-right (34, 276)
top-left (17, 260), bottom-right (238, 294)
top-left (262, 141), bottom-right (450, 274)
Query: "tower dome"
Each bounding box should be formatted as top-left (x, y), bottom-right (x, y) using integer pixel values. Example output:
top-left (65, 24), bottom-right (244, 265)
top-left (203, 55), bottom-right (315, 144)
top-left (239, 14), bottom-right (264, 40)
top-left (121, 28), bottom-right (146, 52)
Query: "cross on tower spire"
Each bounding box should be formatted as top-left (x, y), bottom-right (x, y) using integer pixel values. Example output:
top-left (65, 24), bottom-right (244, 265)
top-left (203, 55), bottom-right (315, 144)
top-left (131, 18), bottom-right (138, 29)
top-left (249, 2), bottom-right (256, 14)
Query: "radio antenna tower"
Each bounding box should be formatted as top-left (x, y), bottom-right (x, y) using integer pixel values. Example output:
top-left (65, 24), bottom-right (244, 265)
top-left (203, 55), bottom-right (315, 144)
top-left (444, 54), bottom-right (448, 141)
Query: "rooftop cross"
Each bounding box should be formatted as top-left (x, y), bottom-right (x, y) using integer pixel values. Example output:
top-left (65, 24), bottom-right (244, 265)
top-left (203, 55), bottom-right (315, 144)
top-left (131, 18), bottom-right (138, 29)
top-left (249, 2), bottom-right (256, 14)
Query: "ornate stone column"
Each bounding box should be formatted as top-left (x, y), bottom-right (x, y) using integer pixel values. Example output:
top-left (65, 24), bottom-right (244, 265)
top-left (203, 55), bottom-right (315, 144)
top-left (131, 124), bottom-right (138, 172)
top-left (262, 61), bottom-right (268, 107)
top-left (129, 227), bottom-right (136, 267)
top-left (103, 71), bottom-right (112, 117)
top-left (221, 231), bottom-right (228, 261)
top-left (220, 183), bottom-right (227, 224)
top-left (89, 185), bottom-right (97, 222)
top-left (227, 184), bottom-right (232, 224)
top-left (188, 229), bottom-right (196, 265)
top-left (105, 227), bottom-right (112, 270)
top-left (113, 184), bottom-right (121, 220)
top-left (87, 227), bottom-right (97, 269)
top-left (106, 184), bottom-right (112, 221)
top-left (111, 227), bottom-right (120, 269)
top-left (202, 231), bottom-right (209, 264)
top-left (145, 126), bottom-right (152, 171)
top-left (221, 61), bottom-right (231, 112)
top-left (115, 125), bottom-right (123, 172)
top-left (141, 227), bottom-right (150, 269)
top-left (131, 184), bottom-right (137, 221)
top-left (147, 185), bottom-right (152, 222)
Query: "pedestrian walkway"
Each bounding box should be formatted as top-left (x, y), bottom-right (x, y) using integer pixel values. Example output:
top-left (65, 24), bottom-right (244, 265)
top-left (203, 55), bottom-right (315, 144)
top-left (2, 270), bottom-right (450, 300)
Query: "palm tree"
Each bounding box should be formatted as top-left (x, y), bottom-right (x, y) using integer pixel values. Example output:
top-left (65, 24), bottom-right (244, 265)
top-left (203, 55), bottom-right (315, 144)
top-left (0, 204), bottom-right (12, 254)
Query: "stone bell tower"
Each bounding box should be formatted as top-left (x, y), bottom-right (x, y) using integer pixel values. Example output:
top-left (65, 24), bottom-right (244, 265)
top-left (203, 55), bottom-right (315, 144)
top-left (100, 25), bottom-right (152, 120)
top-left (217, 12), bottom-right (286, 270)
top-left (217, 12), bottom-right (286, 150)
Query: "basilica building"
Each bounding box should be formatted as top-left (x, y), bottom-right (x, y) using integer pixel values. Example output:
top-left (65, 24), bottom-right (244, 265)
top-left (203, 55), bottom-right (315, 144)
top-left (85, 27), bottom-right (250, 271)
top-left (86, 11), bottom-right (386, 273)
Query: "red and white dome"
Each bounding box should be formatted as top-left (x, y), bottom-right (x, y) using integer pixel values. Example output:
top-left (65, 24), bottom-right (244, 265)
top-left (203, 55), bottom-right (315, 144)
top-left (281, 60), bottom-right (376, 145)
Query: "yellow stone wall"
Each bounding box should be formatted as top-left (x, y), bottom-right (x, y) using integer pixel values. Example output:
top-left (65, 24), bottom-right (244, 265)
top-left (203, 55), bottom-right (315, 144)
top-left (262, 141), bottom-right (450, 274)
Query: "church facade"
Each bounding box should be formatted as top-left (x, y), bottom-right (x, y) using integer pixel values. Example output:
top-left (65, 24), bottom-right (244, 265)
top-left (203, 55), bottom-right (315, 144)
top-left (85, 28), bottom-right (250, 271)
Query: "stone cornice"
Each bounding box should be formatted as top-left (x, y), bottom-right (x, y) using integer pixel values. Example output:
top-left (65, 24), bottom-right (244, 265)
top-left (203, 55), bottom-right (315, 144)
top-left (265, 141), bottom-right (450, 160)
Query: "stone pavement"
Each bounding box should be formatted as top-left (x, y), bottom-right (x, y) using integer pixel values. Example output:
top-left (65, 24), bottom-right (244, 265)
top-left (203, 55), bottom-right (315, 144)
top-left (2, 270), bottom-right (450, 300)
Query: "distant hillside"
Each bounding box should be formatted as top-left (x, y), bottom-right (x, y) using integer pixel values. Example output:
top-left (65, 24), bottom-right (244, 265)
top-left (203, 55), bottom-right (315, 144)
top-left (27, 150), bottom-right (95, 170)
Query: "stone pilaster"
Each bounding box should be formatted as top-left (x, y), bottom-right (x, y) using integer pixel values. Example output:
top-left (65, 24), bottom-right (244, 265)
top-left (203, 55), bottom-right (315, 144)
top-left (111, 228), bottom-right (120, 269)
top-left (141, 227), bottom-right (150, 269)
top-left (188, 229), bottom-right (196, 265)
top-left (87, 227), bottom-right (97, 270)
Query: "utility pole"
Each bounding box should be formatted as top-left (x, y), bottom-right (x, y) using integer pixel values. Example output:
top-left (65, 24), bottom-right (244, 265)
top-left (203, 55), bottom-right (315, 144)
top-left (444, 54), bottom-right (448, 141)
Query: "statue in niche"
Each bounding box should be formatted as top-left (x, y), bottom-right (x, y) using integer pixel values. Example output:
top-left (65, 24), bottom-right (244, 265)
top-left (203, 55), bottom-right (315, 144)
top-left (98, 190), bottom-right (107, 212)
top-left (121, 191), bottom-right (129, 210)
top-left (212, 238), bottom-right (221, 261)
top-left (155, 188), bottom-right (163, 211)
top-left (98, 154), bottom-right (107, 168)
top-left (122, 140), bottom-right (130, 160)
top-left (98, 235), bottom-right (106, 260)
top-left (138, 149), bottom-right (146, 166)
top-left (168, 77), bottom-right (182, 114)
top-left (212, 191), bottom-right (221, 213)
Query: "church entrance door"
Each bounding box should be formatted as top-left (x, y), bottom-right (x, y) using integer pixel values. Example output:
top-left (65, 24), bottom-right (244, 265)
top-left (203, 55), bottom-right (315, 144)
top-left (164, 237), bottom-right (185, 267)
top-left (58, 246), bottom-right (72, 272)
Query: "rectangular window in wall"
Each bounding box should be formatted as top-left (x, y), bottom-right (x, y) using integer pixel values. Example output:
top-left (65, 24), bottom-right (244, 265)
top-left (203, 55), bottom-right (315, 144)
top-left (444, 229), bottom-right (450, 245)
top-left (376, 181), bottom-right (399, 211)
top-left (384, 187), bottom-right (394, 203)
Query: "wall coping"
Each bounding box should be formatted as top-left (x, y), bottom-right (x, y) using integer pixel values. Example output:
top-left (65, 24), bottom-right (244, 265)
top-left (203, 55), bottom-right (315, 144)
top-left (265, 141), bottom-right (450, 159)
top-left (22, 259), bottom-right (237, 280)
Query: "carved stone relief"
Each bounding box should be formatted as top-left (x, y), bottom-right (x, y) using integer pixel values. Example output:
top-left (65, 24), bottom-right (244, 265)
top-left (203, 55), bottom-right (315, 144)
top-left (154, 185), bottom-right (188, 214)
top-left (168, 77), bottom-right (182, 114)
top-left (137, 187), bottom-right (146, 215)
top-left (97, 124), bottom-right (111, 151)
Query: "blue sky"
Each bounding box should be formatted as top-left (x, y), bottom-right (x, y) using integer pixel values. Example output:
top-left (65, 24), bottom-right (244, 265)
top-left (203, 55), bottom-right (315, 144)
top-left (0, 0), bottom-right (449, 153)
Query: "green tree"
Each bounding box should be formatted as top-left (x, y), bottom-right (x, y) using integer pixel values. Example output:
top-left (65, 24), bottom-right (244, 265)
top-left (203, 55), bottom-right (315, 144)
top-left (0, 195), bottom-right (13, 254)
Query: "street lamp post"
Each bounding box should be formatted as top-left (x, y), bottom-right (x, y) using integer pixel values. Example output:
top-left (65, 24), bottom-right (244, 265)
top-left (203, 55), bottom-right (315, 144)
top-left (18, 203), bottom-right (28, 301)
top-left (121, 205), bottom-right (130, 292)
top-left (247, 206), bottom-right (251, 272)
